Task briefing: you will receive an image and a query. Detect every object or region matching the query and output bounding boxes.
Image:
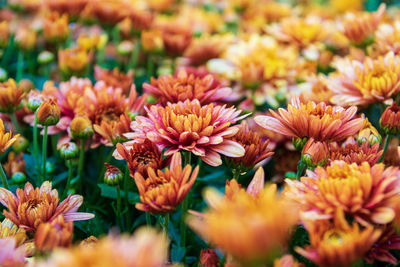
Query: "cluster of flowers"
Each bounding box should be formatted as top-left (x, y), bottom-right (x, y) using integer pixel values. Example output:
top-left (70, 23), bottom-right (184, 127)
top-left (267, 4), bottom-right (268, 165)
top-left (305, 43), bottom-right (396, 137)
top-left (1, 0), bottom-right (400, 266)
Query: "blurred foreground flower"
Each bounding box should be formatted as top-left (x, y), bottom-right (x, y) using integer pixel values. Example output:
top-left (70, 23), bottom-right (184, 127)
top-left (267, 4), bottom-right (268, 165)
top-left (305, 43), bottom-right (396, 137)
top-left (0, 238), bottom-right (26, 267)
top-left (0, 181), bottom-right (94, 232)
top-left (0, 118), bottom-right (19, 153)
top-left (0, 79), bottom-right (24, 113)
top-left (35, 214), bottom-right (73, 252)
top-left (134, 152), bottom-right (199, 214)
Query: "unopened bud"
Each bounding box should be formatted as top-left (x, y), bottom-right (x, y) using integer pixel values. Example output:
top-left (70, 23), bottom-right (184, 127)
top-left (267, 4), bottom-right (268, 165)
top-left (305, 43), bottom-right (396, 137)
top-left (59, 142), bottom-right (79, 160)
top-left (104, 163), bottom-right (123, 186)
top-left (70, 116), bottom-right (94, 140)
top-left (37, 98), bottom-right (60, 126)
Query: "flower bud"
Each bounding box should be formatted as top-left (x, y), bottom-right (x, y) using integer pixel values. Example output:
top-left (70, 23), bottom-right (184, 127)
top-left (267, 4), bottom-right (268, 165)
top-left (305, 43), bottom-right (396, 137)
top-left (46, 162), bottom-right (56, 175)
top-left (12, 172), bottom-right (26, 184)
top-left (292, 137), bottom-right (308, 151)
top-left (117, 40), bottom-right (134, 56)
top-left (301, 138), bottom-right (329, 168)
top-left (37, 98), bottom-right (60, 126)
top-left (12, 136), bottom-right (29, 153)
top-left (59, 142), bottom-right (79, 160)
top-left (35, 215), bottom-right (73, 252)
top-left (104, 163), bottom-right (123, 186)
top-left (199, 249), bottom-right (220, 267)
top-left (0, 68), bottom-right (7, 82)
top-left (380, 103), bottom-right (400, 135)
top-left (141, 29), bottom-right (164, 54)
top-left (70, 116), bottom-right (94, 140)
top-left (38, 51), bottom-right (55, 65)
top-left (27, 90), bottom-right (44, 112)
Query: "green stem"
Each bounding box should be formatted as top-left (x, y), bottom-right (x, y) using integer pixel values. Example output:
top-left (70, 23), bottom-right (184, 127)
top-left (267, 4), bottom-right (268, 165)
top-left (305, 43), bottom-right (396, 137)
top-left (161, 213), bottom-right (169, 236)
top-left (33, 111), bottom-right (39, 175)
top-left (232, 168), bottom-right (241, 180)
top-left (16, 50), bottom-right (24, 82)
top-left (1, 34), bottom-right (14, 67)
top-left (378, 135), bottom-right (392, 163)
top-left (77, 140), bottom-right (85, 193)
top-left (28, 51), bottom-right (35, 75)
top-left (147, 54), bottom-right (154, 78)
top-left (180, 197), bottom-right (188, 247)
top-left (98, 148), bottom-right (114, 182)
top-left (127, 40), bottom-right (141, 71)
top-left (41, 126), bottom-right (48, 183)
top-left (62, 160), bottom-right (73, 198)
top-left (51, 134), bottom-right (58, 157)
top-left (116, 185), bottom-right (123, 231)
top-left (296, 158), bottom-right (306, 180)
top-left (42, 65), bottom-right (50, 80)
top-left (182, 150), bottom-right (191, 166)
top-left (123, 164), bottom-right (130, 228)
top-left (10, 113), bottom-right (22, 134)
top-left (146, 212), bottom-right (151, 226)
top-left (0, 163), bottom-right (9, 189)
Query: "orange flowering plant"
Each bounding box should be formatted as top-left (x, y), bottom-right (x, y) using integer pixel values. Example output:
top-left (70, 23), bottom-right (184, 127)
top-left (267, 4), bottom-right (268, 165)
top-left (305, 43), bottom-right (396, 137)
top-left (1, 0), bottom-right (400, 266)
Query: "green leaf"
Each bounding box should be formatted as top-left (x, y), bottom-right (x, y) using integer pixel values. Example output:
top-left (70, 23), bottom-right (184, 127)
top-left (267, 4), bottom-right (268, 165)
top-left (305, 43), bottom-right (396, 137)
top-left (171, 245), bottom-right (186, 262)
top-left (98, 183), bottom-right (140, 203)
top-left (196, 170), bottom-right (226, 182)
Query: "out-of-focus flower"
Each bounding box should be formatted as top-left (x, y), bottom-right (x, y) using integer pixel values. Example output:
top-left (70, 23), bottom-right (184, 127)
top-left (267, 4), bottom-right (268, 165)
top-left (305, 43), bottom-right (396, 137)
top-left (125, 9), bottom-right (154, 33)
top-left (0, 79), bottom-right (24, 113)
top-left (255, 98), bottom-right (364, 143)
top-left (37, 98), bottom-right (61, 126)
top-left (116, 139), bottom-right (163, 178)
top-left (342, 4), bottom-right (385, 44)
top-left (0, 181), bottom-right (94, 232)
top-left (384, 138), bottom-right (400, 167)
top-left (356, 118), bottom-right (381, 145)
top-left (43, 12), bottom-right (69, 43)
top-left (15, 26), bottom-right (36, 51)
top-left (104, 163), bottom-right (123, 186)
top-left (45, 0), bottom-right (88, 16)
top-left (94, 66), bottom-right (133, 95)
top-left (0, 21), bottom-right (9, 48)
top-left (36, 227), bottom-right (168, 267)
top-left (330, 0), bottom-right (362, 13)
top-left (0, 238), bottom-right (26, 267)
top-left (141, 29), bottom-right (164, 53)
top-left (70, 115), bottom-right (94, 140)
top-left (58, 47), bottom-right (90, 77)
top-left (226, 121), bottom-right (273, 171)
top-left (273, 254), bottom-right (304, 267)
top-left (131, 99), bottom-right (247, 166)
top-left (296, 210), bottom-right (381, 267)
top-left (83, 0), bottom-right (129, 25)
top-left (371, 23), bottom-right (400, 57)
top-left (143, 70), bottom-right (232, 105)
top-left (35, 215), bottom-right (73, 252)
top-left (366, 225), bottom-right (400, 265)
top-left (329, 139), bottom-right (382, 165)
top-left (330, 52), bottom-right (400, 106)
top-left (199, 249), bottom-right (220, 267)
top-left (147, 0), bottom-right (174, 12)
top-left (0, 118), bottom-right (19, 154)
top-left (134, 152), bottom-right (198, 214)
top-left (187, 179), bottom-right (298, 265)
top-left (77, 33), bottom-right (101, 51)
top-left (158, 22), bottom-right (192, 56)
top-left (3, 152), bottom-right (25, 177)
top-left (380, 102), bottom-right (400, 135)
top-left (286, 161), bottom-right (400, 225)
top-left (298, 75), bottom-right (333, 104)
top-left (301, 138), bottom-right (329, 168)
top-left (0, 219), bottom-right (27, 247)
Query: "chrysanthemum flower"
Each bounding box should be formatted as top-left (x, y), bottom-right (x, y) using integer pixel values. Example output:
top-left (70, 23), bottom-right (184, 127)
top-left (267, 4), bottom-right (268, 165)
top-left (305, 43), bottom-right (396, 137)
top-left (254, 98), bottom-right (364, 142)
top-left (187, 173), bottom-right (298, 265)
top-left (131, 99), bottom-right (247, 166)
top-left (273, 255), bottom-right (303, 267)
top-left (43, 12), bottom-right (69, 43)
top-left (0, 118), bottom-right (19, 154)
top-left (143, 70), bottom-right (232, 105)
top-left (134, 152), bottom-right (199, 214)
top-left (0, 21), bottom-right (9, 48)
top-left (225, 121), bottom-right (273, 171)
top-left (0, 238), bottom-right (26, 267)
top-left (0, 181), bottom-right (94, 232)
top-left (380, 102), bottom-right (400, 135)
top-left (83, 0), bottom-right (129, 25)
top-left (286, 161), bottom-right (400, 225)
top-left (296, 210), bottom-right (381, 267)
top-left (329, 52), bottom-right (400, 106)
top-left (158, 22), bottom-right (192, 56)
top-left (0, 79), bottom-right (24, 113)
top-left (365, 225), bottom-right (400, 265)
top-left (329, 139), bottom-right (382, 165)
top-left (35, 215), bottom-right (73, 252)
top-left (301, 138), bottom-right (329, 168)
top-left (0, 219), bottom-right (27, 247)
top-left (58, 47), bottom-right (90, 76)
top-left (94, 66), bottom-right (133, 95)
top-left (3, 152), bottom-right (25, 177)
top-left (45, 0), bottom-right (88, 16)
top-left (356, 117), bottom-right (381, 145)
top-left (116, 139), bottom-right (163, 178)
top-left (35, 227), bottom-right (168, 267)
top-left (341, 4), bottom-right (385, 44)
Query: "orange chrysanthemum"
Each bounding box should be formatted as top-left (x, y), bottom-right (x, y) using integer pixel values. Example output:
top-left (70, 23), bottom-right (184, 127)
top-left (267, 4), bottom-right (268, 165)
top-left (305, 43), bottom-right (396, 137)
top-left (0, 118), bottom-right (19, 154)
top-left (0, 182), bottom-right (94, 232)
top-left (226, 121), bottom-right (273, 171)
top-left (330, 52), bottom-right (400, 106)
top-left (58, 47), bottom-right (90, 76)
top-left (342, 4), bottom-right (385, 44)
top-left (296, 210), bottom-right (381, 267)
top-left (329, 139), bottom-right (382, 165)
top-left (43, 12), bottom-right (69, 43)
top-left (380, 102), bottom-right (400, 135)
top-left (94, 66), bottom-right (134, 95)
top-left (0, 219), bottom-right (27, 247)
top-left (255, 98), bottom-right (364, 142)
top-left (134, 152), bottom-right (199, 214)
top-left (3, 152), bottom-right (25, 177)
top-left (131, 99), bottom-right (247, 166)
top-left (0, 79), bottom-right (24, 113)
top-left (45, 0), bottom-right (88, 16)
top-left (143, 70), bottom-right (232, 105)
top-left (286, 161), bottom-right (400, 226)
top-left (187, 172), bottom-right (298, 265)
top-left (34, 215), bottom-right (73, 252)
top-left (116, 139), bottom-right (163, 178)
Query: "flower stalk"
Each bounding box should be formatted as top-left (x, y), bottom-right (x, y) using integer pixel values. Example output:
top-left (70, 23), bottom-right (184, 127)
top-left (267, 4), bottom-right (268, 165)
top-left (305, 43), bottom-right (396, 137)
top-left (0, 162), bottom-right (9, 189)
top-left (41, 126), bottom-right (49, 182)
top-left (378, 135), bottom-right (391, 163)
